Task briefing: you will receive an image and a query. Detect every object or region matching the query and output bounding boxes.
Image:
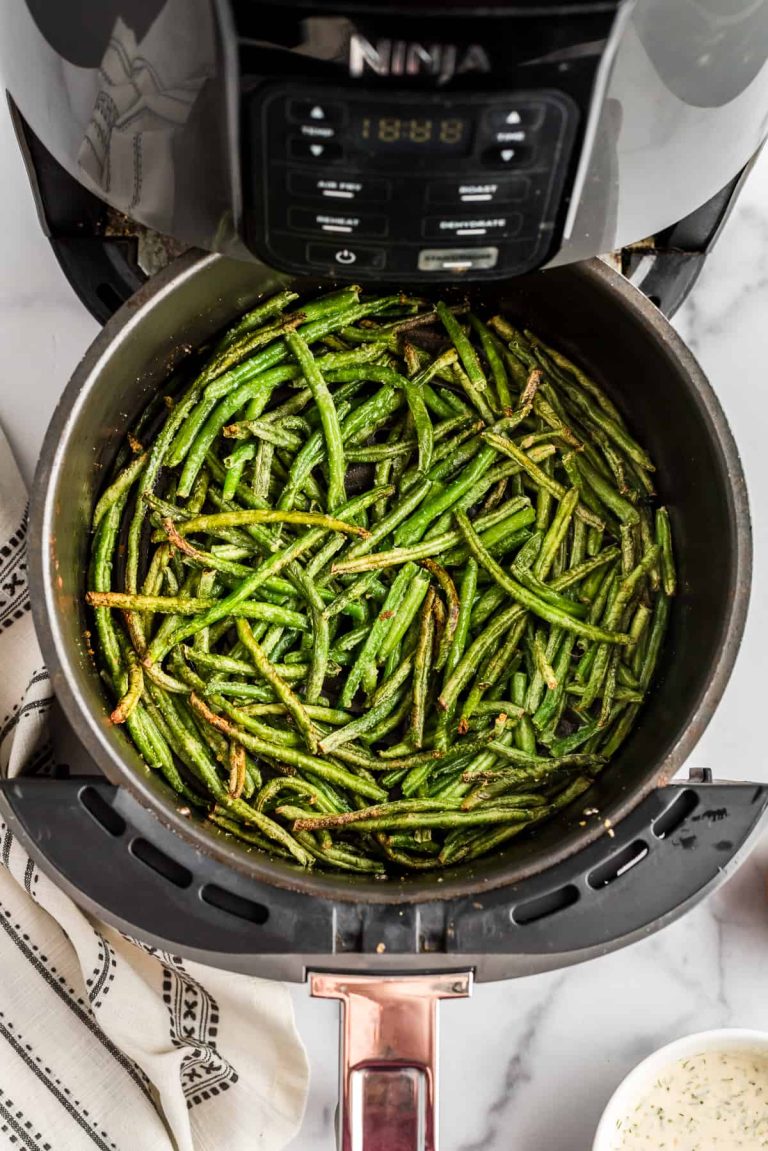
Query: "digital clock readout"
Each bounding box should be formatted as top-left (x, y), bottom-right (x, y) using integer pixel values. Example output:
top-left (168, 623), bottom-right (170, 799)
top-left (352, 111), bottom-right (472, 154)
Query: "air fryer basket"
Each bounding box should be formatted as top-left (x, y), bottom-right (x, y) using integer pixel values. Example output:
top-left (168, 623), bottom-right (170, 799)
top-left (29, 252), bottom-right (751, 904)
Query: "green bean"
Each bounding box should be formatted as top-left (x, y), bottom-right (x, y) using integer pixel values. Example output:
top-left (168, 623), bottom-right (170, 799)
top-left (205, 314), bottom-right (306, 383)
top-left (460, 616), bottom-right (526, 730)
top-left (550, 547), bottom-right (621, 593)
top-left (510, 567), bottom-right (588, 620)
top-left (292, 797), bottom-right (465, 832)
top-left (655, 507), bottom-right (677, 595)
top-left (169, 509), bottom-right (367, 537)
top-left (469, 313), bottom-right (512, 409)
top-left (409, 590), bottom-right (436, 749)
top-left (339, 563), bottom-right (417, 707)
top-left (292, 807), bottom-right (539, 833)
top-left (455, 513), bottom-right (631, 645)
top-left (537, 350), bottom-right (654, 473)
top-left (377, 571), bottom-right (432, 663)
top-left (580, 544), bottom-right (661, 708)
top-left (533, 629), bottom-right (559, 691)
top-left (439, 604), bottom-right (526, 716)
top-left (174, 365), bottom-right (300, 489)
top-left (395, 444), bottom-right (500, 546)
top-left (420, 560), bottom-right (458, 670)
top-left (213, 288), bottom-right (300, 351)
top-left (87, 591), bottom-right (309, 632)
top-left (435, 301), bottom-right (495, 420)
top-left (224, 417), bottom-right (305, 451)
top-left (482, 433), bottom-right (604, 530)
top-left (178, 333), bottom-right (382, 496)
top-left (319, 664), bottom-right (412, 754)
top-left (445, 558), bottom-right (477, 676)
top-left (533, 486), bottom-right (580, 581)
top-left (92, 451), bottom-right (148, 529)
top-left (243, 701), bottom-right (352, 724)
top-left (638, 592), bottom-right (670, 691)
top-left (331, 505), bottom-right (533, 575)
top-left (234, 619), bottom-right (319, 751)
top-left (341, 478), bottom-right (432, 562)
top-left (512, 672), bottom-right (537, 755)
top-left (346, 442), bottom-right (415, 462)
top-left (322, 570), bottom-right (383, 621)
top-left (146, 492), bottom-right (373, 661)
top-left (106, 643), bottom-right (143, 726)
top-left (190, 693), bottom-right (387, 802)
top-left (285, 328), bottom-right (346, 509)
top-left (289, 565), bottom-right (329, 704)
top-left (573, 452), bottom-right (639, 525)
top-left (532, 632), bottom-right (576, 733)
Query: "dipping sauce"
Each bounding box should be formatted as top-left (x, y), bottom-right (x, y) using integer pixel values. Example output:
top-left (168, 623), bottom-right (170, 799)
top-left (610, 1047), bottom-right (768, 1149)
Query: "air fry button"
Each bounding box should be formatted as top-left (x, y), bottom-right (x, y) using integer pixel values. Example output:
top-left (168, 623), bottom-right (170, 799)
top-left (423, 215), bottom-right (521, 239)
top-left (287, 172), bottom-right (391, 203)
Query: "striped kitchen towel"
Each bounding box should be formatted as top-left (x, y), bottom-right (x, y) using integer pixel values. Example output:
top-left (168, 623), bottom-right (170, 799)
top-left (0, 424), bottom-right (308, 1151)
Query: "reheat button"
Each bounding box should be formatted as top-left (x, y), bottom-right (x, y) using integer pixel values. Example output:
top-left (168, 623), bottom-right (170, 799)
top-left (289, 207), bottom-right (388, 238)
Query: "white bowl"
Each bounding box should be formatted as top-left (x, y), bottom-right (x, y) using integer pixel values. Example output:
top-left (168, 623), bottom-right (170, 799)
top-left (592, 1028), bottom-right (768, 1150)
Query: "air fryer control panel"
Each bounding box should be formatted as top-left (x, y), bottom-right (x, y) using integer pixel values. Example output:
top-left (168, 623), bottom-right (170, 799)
top-left (246, 84), bottom-right (579, 282)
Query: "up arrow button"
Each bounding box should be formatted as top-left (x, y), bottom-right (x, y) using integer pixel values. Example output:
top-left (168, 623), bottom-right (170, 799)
top-left (287, 98), bottom-right (344, 126)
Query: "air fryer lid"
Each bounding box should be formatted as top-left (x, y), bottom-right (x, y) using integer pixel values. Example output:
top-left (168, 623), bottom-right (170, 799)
top-left (29, 252), bottom-right (750, 905)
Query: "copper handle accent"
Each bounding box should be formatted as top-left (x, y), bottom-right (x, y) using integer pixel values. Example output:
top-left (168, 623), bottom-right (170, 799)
top-left (310, 971), bottom-right (472, 1151)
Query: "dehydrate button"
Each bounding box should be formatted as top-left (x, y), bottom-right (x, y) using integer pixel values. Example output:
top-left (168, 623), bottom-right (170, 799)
top-left (423, 214), bottom-right (521, 239)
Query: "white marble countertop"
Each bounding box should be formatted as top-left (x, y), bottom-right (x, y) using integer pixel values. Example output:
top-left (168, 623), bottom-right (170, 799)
top-left (3, 99), bottom-right (768, 1150)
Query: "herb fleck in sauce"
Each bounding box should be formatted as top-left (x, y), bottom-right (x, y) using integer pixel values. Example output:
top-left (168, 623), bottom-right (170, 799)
top-left (611, 1047), bottom-right (768, 1149)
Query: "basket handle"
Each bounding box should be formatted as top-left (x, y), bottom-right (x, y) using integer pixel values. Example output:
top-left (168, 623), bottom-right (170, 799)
top-left (311, 971), bottom-right (472, 1151)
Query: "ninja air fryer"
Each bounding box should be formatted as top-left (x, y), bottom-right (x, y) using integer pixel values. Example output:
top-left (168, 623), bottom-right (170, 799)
top-left (1, 4), bottom-right (768, 1150)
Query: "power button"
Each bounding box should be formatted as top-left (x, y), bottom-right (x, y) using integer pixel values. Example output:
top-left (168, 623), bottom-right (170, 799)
top-left (306, 242), bottom-right (386, 271)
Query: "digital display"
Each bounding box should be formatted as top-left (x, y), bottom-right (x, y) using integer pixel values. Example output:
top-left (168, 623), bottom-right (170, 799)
top-left (352, 110), bottom-right (472, 155)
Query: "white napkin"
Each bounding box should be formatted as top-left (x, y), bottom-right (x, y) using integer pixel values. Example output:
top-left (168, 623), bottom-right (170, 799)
top-left (0, 423), bottom-right (309, 1151)
top-left (76, 0), bottom-right (214, 218)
